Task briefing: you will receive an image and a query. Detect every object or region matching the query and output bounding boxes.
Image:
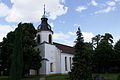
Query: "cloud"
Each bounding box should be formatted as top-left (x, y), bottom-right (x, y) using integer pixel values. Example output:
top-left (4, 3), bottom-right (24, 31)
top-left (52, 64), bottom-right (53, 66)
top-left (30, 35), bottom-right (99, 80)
top-left (49, 22), bottom-right (54, 28)
top-left (114, 36), bottom-right (120, 44)
top-left (0, 24), bottom-right (16, 42)
top-left (106, 1), bottom-right (116, 6)
top-left (0, 3), bottom-right (10, 17)
top-left (94, 6), bottom-right (116, 14)
top-left (53, 31), bottom-right (94, 46)
top-left (4, 0), bottom-right (68, 22)
top-left (90, 0), bottom-right (98, 6)
top-left (53, 32), bottom-right (75, 46)
top-left (82, 32), bottom-right (94, 42)
top-left (60, 0), bottom-right (65, 3)
top-left (76, 6), bottom-right (87, 12)
top-left (74, 24), bottom-right (81, 27)
top-left (115, 0), bottom-right (120, 2)
top-left (59, 20), bottom-right (65, 24)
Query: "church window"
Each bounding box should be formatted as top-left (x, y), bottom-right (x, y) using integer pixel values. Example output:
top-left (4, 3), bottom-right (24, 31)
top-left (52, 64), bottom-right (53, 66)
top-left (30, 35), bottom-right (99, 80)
top-left (49, 34), bottom-right (52, 43)
top-left (70, 57), bottom-right (72, 70)
top-left (37, 34), bottom-right (40, 44)
top-left (37, 48), bottom-right (39, 51)
top-left (50, 63), bottom-right (54, 72)
top-left (65, 57), bottom-right (67, 71)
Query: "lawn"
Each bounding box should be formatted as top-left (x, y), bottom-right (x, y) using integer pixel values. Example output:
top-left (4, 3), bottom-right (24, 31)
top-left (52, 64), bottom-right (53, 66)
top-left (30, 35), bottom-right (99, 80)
top-left (1, 73), bottom-right (120, 80)
top-left (46, 74), bottom-right (68, 80)
top-left (93, 73), bottom-right (120, 80)
top-left (46, 73), bottom-right (120, 80)
top-left (0, 76), bottom-right (40, 80)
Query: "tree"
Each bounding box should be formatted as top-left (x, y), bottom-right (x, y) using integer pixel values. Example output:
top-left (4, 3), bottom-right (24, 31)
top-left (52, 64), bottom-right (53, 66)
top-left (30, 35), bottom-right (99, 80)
top-left (101, 33), bottom-right (113, 44)
top-left (114, 40), bottom-right (120, 72)
top-left (10, 23), bottom-right (23, 80)
top-left (114, 39), bottom-right (120, 60)
top-left (0, 23), bottom-right (42, 76)
top-left (94, 40), bottom-right (114, 73)
top-left (0, 42), bottom-right (2, 76)
top-left (0, 32), bottom-right (15, 75)
top-left (20, 23), bottom-right (42, 75)
top-left (92, 34), bottom-right (101, 48)
top-left (69, 27), bottom-right (92, 80)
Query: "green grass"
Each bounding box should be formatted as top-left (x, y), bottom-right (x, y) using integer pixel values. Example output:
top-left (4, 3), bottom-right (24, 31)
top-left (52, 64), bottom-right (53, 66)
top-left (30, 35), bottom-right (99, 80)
top-left (1, 73), bottom-right (120, 80)
top-left (46, 73), bottom-right (120, 80)
top-left (0, 76), bottom-right (39, 80)
top-left (22, 78), bottom-right (39, 80)
top-left (93, 73), bottom-right (120, 80)
top-left (46, 74), bottom-right (68, 80)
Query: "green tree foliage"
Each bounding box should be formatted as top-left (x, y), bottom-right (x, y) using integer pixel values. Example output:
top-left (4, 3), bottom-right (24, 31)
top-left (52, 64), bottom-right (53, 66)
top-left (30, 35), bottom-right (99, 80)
top-left (0, 32), bottom-right (15, 75)
top-left (69, 28), bottom-right (92, 80)
top-left (101, 33), bottom-right (113, 44)
top-left (0, 23), bottom-right (42, 76)
top-left (10, 23), bottom-right (23, 80)
top-left (114, 40), bottom-right (120, 72)
top-left (20, 23), bottom-right (42, 75)
top-left (114, 40), bottom-right (120, 60)
top-left (84, 42), bottom-right (94, 54)
top-left (92, 34), bottom-right (101, 48)
top-left (94, 40), bottom-right (114, 73)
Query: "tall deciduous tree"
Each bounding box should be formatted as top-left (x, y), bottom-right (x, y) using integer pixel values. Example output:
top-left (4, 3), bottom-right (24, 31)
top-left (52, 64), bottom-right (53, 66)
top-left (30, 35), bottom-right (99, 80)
top-left (0, 32), bottom-right (15, 75)
top-left (69, 27), bottom-right (92, 80)
top-left (114, 39), bottom-right (120, 59)
top-left (114, 40), bottom-right (120, 72)
top-left (92, 34), bottom-right (101, 48)
top-left (0, 23), bottom-right (42, 76)
top-left (10, 23), bottom-right (23, 80)
top-left (101, 33), bottom-right (113, 44)
top-left (94, 40), bottom-right (114, 73)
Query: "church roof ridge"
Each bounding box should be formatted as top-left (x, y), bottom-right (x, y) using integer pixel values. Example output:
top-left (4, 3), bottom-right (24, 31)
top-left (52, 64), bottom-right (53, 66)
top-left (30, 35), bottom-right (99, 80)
top-left (53, 42), bottom-right (73, 48)
top-left (53, 42), bottom-right (75, 54)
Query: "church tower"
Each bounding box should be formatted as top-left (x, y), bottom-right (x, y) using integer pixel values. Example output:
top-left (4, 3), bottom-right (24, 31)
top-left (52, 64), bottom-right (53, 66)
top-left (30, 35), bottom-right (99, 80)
top-left (37, 5), bottom-right (53, 44)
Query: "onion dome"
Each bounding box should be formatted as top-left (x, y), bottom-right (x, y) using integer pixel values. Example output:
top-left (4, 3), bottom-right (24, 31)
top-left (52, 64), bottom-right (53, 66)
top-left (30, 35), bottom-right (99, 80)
top-left (37, 5), bottom-right (53, 33)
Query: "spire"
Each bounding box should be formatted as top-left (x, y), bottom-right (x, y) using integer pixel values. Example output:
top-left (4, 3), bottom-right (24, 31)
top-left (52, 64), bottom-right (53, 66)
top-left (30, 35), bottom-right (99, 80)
top-left (42, 4), bottom-right (46, 18)
top-left (44, 4), bottom-right (45, 16)
top-left (37, 4), bottom-right (53, 33)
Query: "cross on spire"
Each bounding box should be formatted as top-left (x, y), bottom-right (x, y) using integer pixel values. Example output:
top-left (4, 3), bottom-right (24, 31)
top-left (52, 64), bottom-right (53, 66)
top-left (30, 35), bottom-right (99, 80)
top-left (42, 4), bottom-right (46, 18)
top-left (44, 4), bottom-right (45, 16)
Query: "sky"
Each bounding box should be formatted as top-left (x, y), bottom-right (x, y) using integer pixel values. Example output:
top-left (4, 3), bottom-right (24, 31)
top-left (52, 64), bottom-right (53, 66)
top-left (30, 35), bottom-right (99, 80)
top-left (0, 0), bottom-right (120, 46)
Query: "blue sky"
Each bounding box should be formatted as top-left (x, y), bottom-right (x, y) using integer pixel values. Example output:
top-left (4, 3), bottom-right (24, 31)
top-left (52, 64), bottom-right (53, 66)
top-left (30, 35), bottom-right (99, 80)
top-left (0, 0), bottom-right (120, 46)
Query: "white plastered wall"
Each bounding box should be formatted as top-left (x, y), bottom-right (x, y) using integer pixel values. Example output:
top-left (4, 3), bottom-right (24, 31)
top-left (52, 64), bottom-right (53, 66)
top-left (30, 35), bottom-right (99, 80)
top-left (37, 31), bottom-right (53, 44)
top-left (44, 43), bottom-right (61, 74)
top-left (61, 53), bottom-right (74, 74)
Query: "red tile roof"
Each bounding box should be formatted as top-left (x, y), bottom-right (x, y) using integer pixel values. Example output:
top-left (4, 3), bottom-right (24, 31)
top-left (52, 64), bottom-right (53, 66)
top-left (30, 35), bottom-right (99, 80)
top-left (53, 42), bottom-right (75, 54)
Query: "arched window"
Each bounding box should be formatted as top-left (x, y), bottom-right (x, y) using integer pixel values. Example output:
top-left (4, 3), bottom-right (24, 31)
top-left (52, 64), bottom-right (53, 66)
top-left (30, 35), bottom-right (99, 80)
top-left (37, 48), bottom-right (39, 52)
top-left (50, 63), bottom-right (54, 72)
top-left (65, 57), bottom-right (67, 71)
top-left (49, 34), bottom-right (52, 43)
top-left (37, 34), bottom-right (40, 44)
top-left (69, 57), bottom-right (72, 70)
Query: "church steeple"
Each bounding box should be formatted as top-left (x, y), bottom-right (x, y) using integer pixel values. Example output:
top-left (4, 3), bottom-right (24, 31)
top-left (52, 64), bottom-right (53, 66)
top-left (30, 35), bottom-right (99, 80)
top-left (37, 4), bottom-right (53, 33)
top-left (37, 5), bottom-right (53, 44)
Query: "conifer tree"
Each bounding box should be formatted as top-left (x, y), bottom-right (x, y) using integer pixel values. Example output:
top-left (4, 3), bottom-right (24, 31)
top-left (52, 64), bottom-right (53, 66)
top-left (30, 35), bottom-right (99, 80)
top-left (69, 27), bottom-right (92, 80)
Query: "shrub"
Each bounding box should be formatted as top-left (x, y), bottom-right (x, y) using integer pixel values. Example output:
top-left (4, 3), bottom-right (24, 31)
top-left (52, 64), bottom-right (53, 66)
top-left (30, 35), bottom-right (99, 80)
top-left (117, 75), bottom-right (120, 80)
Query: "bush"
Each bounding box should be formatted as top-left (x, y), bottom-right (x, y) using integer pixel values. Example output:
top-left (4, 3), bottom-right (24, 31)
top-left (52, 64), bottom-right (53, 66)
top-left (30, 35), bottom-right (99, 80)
top-left (117, 75), bottom-right (120, 80)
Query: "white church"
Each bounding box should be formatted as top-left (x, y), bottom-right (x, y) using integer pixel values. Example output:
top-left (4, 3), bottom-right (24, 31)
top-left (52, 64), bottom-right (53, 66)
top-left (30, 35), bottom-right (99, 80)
top-left (30, 7), bottom-right (74, 75)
